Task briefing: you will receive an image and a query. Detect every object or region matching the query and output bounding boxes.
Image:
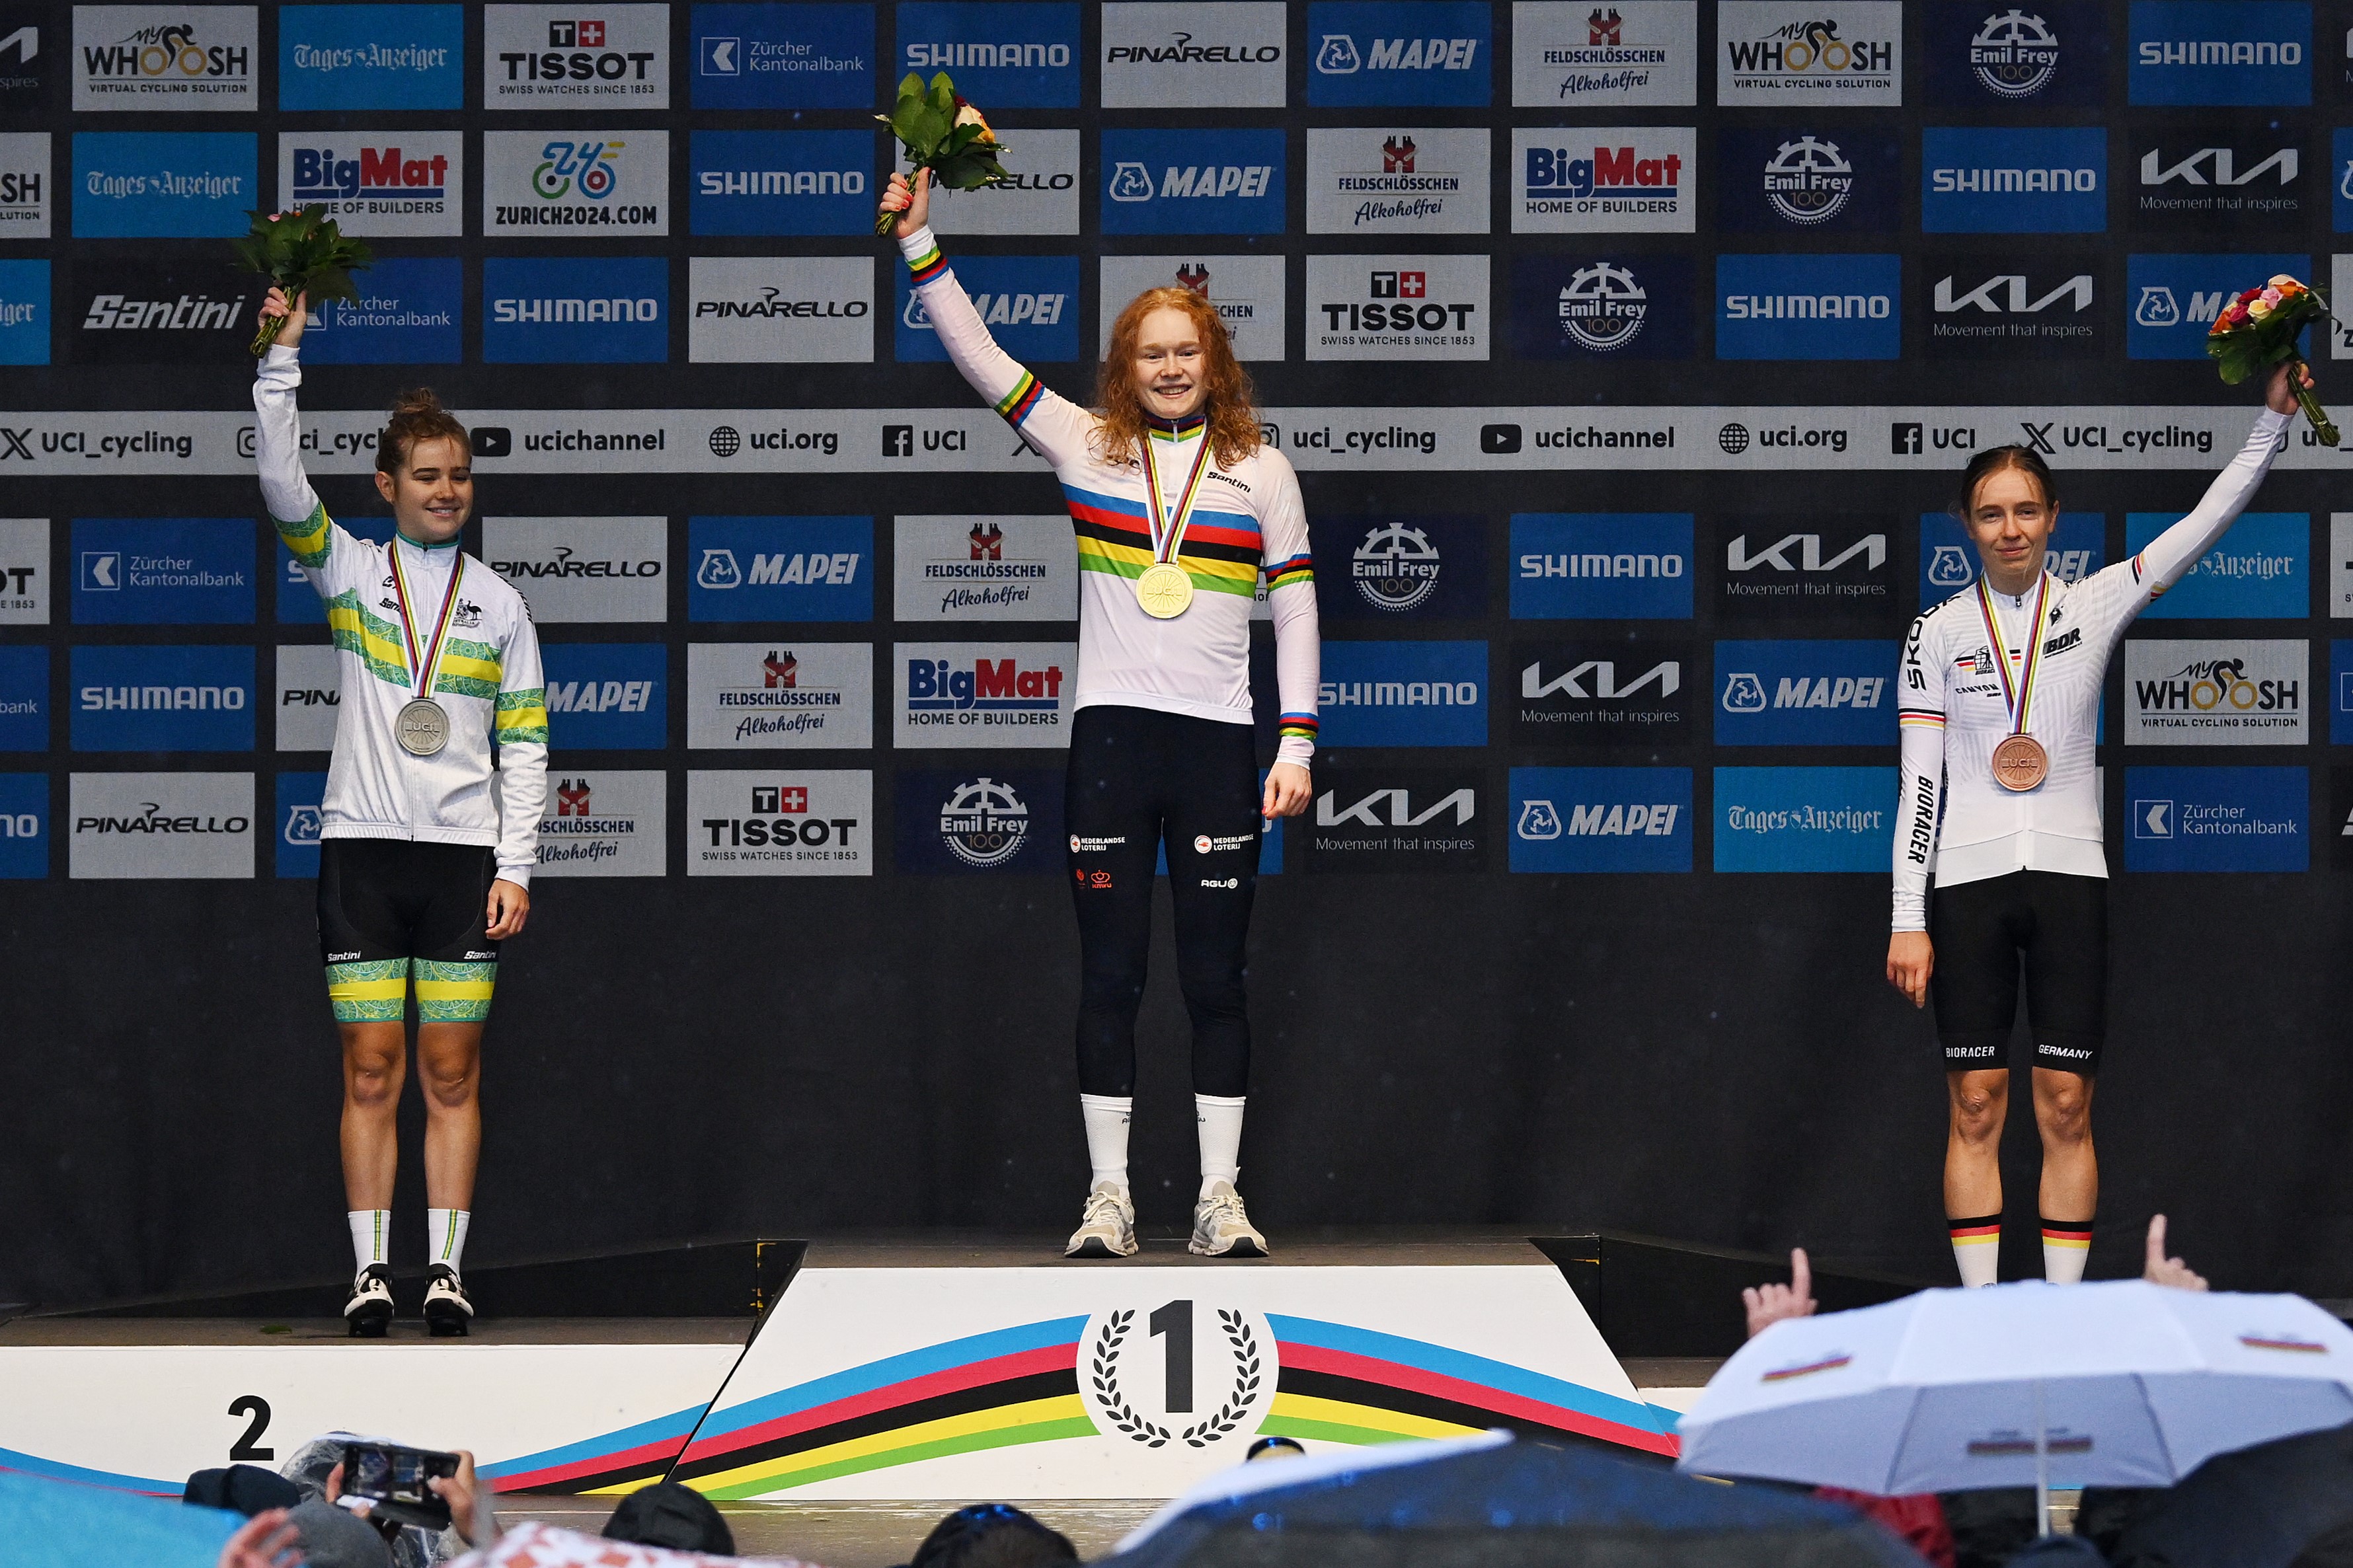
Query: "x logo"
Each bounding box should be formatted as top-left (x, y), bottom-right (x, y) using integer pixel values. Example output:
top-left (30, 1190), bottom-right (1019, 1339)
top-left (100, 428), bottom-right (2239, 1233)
top-left (2020, 421), bottom-right (2055, 455)
top-left (0, 427), bottom-right (29, 460)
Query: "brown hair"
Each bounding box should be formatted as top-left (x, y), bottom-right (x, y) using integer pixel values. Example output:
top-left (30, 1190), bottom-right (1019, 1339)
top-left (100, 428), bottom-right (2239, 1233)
top-left (377, 387), bottom-right (472, 475)
top-left (1952, 445), bottom-right (2057, 519)
top-left (1093, 289), bottom-right (1262, 470)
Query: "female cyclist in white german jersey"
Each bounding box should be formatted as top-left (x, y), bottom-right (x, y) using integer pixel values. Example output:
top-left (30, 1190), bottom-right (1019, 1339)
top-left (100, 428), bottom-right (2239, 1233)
top-left (1887, 360), bottom-right (2307, 1287)
top-left (883, 170), bottom-right (1319, 1259)
top-left (252, 287), bottom-right (549, 1335)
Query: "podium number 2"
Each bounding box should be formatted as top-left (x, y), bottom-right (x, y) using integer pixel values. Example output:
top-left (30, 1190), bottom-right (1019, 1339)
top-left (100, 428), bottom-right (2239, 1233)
top-left (1149, 1300), bottom-right (1193, 1413)
top-left (227, 1395), bottom-right (274, 1461)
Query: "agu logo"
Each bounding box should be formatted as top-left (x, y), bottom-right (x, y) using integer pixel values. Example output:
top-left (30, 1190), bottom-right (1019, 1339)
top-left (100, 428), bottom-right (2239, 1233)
top-left (1307, 0), bottom-right (1494, 106)
top-left (1508, 765), bottom-right (1692, 872)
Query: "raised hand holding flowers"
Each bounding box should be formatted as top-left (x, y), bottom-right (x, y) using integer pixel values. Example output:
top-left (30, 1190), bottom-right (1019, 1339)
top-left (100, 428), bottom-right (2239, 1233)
top-left (2208, 273), bottom-right (2338, 445)
top-left (874, 71), bottom-right (1010, 235)
top-left (230, 205), bottom-right (374, 357)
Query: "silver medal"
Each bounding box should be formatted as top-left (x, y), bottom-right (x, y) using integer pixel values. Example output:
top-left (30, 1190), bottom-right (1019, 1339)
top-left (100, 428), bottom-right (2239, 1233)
top-left (396, 697), bottom-right (450, 757)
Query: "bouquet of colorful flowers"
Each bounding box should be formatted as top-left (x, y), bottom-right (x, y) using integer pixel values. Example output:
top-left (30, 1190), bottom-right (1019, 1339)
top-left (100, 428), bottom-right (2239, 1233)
top-left (875, 71), bottom-right (1010, 235)
top-left (2207, 273), bottom-right (2337, 445)
top-left (230, 205), bottom-right (374, 357)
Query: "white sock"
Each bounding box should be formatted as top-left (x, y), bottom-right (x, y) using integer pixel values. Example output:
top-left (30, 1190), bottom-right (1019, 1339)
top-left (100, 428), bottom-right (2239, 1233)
top-left (1196, 1094), bottom-right (1246, 1199)
top-left (349, 1210), bottom-right (390, 1277)
top-left (1079, 1096), bottom-right (1132, 1192)
top-left (1949, 1216), bottom-right (2000, 1288)
top-left (428, 1208), bottom-right (471, 1275)
top-left (2041, 1219), bottom-right (2092, 1285)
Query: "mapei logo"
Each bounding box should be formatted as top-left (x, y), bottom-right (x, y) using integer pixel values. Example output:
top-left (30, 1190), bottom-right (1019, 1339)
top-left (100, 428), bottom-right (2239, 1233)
top-left (902, 288), bottom-right (1067, 328)
top-left (1714, 638), bottom-right (1898, 745)
top-left (1106, 161), bottom-right (1275, 202)
top-left (1508, 766), bottom-right (1693, 871)
top-left (1100, 129), bottom-right (1284, 235)
top-left (1306, 1), bottom-right (1493, 105)
top-left (2128, 253), bottom-right (2309, 358)
top-left (1720, 669), bottom-right (1886, 710)
top-left (1314, 32), bottom-right (1479, 73)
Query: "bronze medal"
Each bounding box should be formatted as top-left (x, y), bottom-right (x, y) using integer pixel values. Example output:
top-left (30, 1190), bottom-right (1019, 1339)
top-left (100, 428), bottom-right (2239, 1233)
top-left (1990, 733), bottom-right (2049, 792)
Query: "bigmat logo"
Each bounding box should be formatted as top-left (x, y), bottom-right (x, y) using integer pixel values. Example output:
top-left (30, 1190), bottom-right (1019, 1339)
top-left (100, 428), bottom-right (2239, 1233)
top-left (484, 3), bottom-right (670, 107)
top-left (1512, 126), bottom-right (1693, 233)
top-left (71, 770), bottom-right (252, 879)
top-left (69, 258), bottom-right (250, 364)
top-left (0, 131), bottom-right (49, 238)
top-left (1100, 256), bottom-right (1285, 361)
top-left (688, 515), bottom-right (872, 621)
top-left (0, 645), bottom-right (46, 749)
top-left (0, 258), bottom-right (44, 364)
top-left (543, 641), bottom-right (668, 749)
top-left (71, 517), bottom-right (252, 624)
top-left (1307, 0), bottom-right (1493, 106)
top-left (73, 131), bottom-right (254, 237)
top-left (1512, 513), bottom-right (1693, 618)
top-left (297, 257), bottom-right (462, 366)
top-left (1508, 765), bottom-right (1691, 872)
top-left (1715, 519), bottom-right (1892, 622)
top-left (1305, 254), bottom-right (1489, 361)
top-left (2134, 128), bottom-right (2305, 233)
top-left (1510, 254), bottom-right (1693, 360)
top-left (690, 130), bottom-right (868, 236)
top-left (1714, 639), bottom-right (1898, 746)
top-left (1512, 638), bottom-right (1691, 743)
top-left (687, 641), bottom-right (872, 749)
top-left (1510, 0), bottom-right (1698, 107)
top-left (1717, 128), bottom-right (1898, 234)
top-left (893, 515), bottom-right (1076, 621)
top-left (2127, 510), bottom-right (2307, 618)
top-left (692, 1), bottom-right (873, 109)
top-left (2124, 765), bottom-right (2307, 872)
top-left (1102, 128), bottom-right (1286, 235)
top-left (1925, 259), bottom-right (2101, 360)
top-left (1313, 515), bottom-right (1486, 619)
top-left (687, 768), bottom-right (872, 876)
top-left (1714, 766), bottom-right (1894, 872)
top-left (897, 254), bottom-right (1079, 363)
top-left (1305, 766), bottom-right (1486, 871)
top-left (1923, 127), bottom-right (2106, 233)
top-left (1717, 253), bottom-right (1900, 359)
top-left (1102, 1), bottom-right (1287, 107)
top-left (1924, 1), bottom-right (2104, 106)
top-left (2125, 638), bottom-right (2307, 743)
top-left (2130, 0), bottom-right (2310, 106)
top-left (483, 256), bottom-right (668, 363)
top-left (278, 4), bottom-right (463, 110)
top-left (481, 515), bottom-right (668, 622)
top-left (690, 257), bottom-right (872, 364)
top-left (929, 128), bottom-right (1078, 237)
top-left (73, 6), bottom-right (255, 110)
top-left (895, 642), bottom-right (1077, 747)
top-left (277, 133), bottom-right (462, 237)
top-left (898, 1), bottom-right (1080, 106)
top-left (535, 768), bottom-right (666, 877)
top-left (71, 646), bottom-right (254, 751)
top-left (1920, 511), bottom-right (2103, 606)
top-left (0, 519), bottom-right (48, 624)
top-left (2128, 252), bottom-right (2312, 359)
top-left (896, 768), bottom-right (1063, 874)
top-left (0, 9), bottom-right (49, 108)
top-left (272, 644), bottom-right (338, 752)
top-left (485, 131), bottom-right (668, 235)
top-left (1307, 126), bottom-right (1490, 235)
top-left (1316, 640), bottom-right (1487, 746)
top-left (0, 772), bottom-right (46, 878)
top-left (1717, 1), bottom-right (1902, 104)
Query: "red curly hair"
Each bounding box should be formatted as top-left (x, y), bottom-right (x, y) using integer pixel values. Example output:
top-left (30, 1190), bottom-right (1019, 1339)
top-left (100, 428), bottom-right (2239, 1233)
top-left (1093, 288), bottom-right (1262, 470)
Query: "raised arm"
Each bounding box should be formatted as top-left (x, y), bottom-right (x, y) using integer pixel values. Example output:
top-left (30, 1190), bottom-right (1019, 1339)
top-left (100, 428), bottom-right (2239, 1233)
top-left (1260, 453), bottom-right (1317, 815)
top-left (2116, 363), bottom-right (2305, 614)
top-left (251, 286), bottom-right (353, 594)
top-left (883, 170), bottom-right (1095, 468)
top-left (1888, 615), bottom-right (1945, 1006)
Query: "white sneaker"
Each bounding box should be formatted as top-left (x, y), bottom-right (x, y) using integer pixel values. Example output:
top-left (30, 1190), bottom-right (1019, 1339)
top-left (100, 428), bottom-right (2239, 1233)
top-left (1065, 1181), bottom-right (1138, 1258)
top-left (1189, 1181), bottom-right (1268, 1257)
top-left (422, 1265), bottom-right (473, 1337)
top-left (344, 1264), bottom-right (394, 1337)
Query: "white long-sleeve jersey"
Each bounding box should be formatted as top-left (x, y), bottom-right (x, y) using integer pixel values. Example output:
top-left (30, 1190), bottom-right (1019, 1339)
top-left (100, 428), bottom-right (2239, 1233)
top-left (898, 225), bottom-right (1321, 763)
top-left (1891, 408), bottom-right (2289, 930)
top-left (255, 347), bottom-right (549, 885)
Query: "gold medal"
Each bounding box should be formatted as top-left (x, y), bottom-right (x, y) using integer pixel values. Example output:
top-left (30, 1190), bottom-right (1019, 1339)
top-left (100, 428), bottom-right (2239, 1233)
top-left (1990, 733), bottom-right (2049, 792)
top-left (1138, 418), bottom-right (1214, 620)
top-left (1136, 562), bottom-right (1194, 618)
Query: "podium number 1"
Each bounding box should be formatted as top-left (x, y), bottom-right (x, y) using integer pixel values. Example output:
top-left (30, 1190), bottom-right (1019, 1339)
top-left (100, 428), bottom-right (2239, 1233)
top-left (1149, 1299), bottom-right (1193, 1413)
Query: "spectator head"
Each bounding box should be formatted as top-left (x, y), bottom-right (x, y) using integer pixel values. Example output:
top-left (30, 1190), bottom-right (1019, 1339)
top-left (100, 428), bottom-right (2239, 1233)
top-left (184, 1464), bottom-right (302, 1516)
top-left (603, 1481), bottom-right (735, 1556)
top-left (286, 1499), bottom-right (393, 1568)
top-left (1245, 1437), bottom-right (1308, 1463)
top-left (906, 1503), bottom-right (1078, 1568)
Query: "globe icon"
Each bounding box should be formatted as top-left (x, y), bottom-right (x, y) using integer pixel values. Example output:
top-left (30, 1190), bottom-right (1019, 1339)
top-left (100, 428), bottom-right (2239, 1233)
top-left (709, 425), bottom-right (742, 459)
top-left (1719, 424), bottom-right (1751, 455)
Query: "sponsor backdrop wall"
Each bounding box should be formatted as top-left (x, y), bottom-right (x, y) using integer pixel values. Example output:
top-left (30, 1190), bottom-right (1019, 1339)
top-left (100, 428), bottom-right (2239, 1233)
top-left (5, 0), bottom-right (2353, 1306)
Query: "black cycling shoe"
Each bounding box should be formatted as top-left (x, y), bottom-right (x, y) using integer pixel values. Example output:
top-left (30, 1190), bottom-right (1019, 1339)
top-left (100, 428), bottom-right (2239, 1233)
top-left (422, 1265), bottom-right (473, 1338)
top-left (345, 1264), bottom-right (395, 1338)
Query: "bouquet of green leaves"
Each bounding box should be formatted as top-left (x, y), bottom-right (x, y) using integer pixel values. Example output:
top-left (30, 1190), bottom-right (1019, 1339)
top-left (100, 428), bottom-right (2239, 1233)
top-left (875, 71), bottom-right (1011, 235)
top-left (230, 205), bottom-right (375, 357)
top-left (2207, 272), bottom-right (2338, 446)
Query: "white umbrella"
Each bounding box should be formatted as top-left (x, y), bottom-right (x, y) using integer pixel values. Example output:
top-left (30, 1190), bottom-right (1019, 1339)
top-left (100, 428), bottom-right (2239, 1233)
top-left (1676, 1280), bottom-right (2353, 1532)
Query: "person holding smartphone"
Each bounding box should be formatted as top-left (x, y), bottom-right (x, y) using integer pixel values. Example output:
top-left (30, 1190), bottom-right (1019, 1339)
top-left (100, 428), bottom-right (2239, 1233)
top-left (253, 287), bottom-right (549, 1335)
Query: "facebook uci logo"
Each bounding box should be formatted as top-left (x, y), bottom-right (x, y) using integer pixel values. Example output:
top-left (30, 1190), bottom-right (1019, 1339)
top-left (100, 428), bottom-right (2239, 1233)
top-left (1919, 513), bottom-right (2106, 607)
top-left (278, 5), bottom-right (463, 110)
top-left (1714, 766), bottom-right (1896, 873)
top-left (1306, 0), bottom-right (1492, 106)
top-left (0, 647), bottom-right (46, 751)
top-left (541, 642), bottom-right (668, 749)
top-left (0, 260), bottom-right (48, 365)
top-left (1508, 766), bottom-right (1691, 872)
top-left (1510, 514), bottom-right (1693, 620)
top-left (1317, 640), bottom-right (1487, 747)
top-left (896, 254), bottom-right (1078, 363)
top-left (694, 3), bottom-right (874, 108)
top-left (1717, 254), bottom-right (1902, 361)
top-left (2126, 253), bottom-right (2311, 358)
top-left (2125, 511), bottom-right (2305, 618)
top-left (275, 770), bottom-right (327, 878)
top-left (298, 258), bottom-right (461, 365)
top-left (482, 256), bottom-right (668, 364)
top-left (73, 132), bottom-right (257, 239)
top-left (70, 645), bottom-right (255, 751)
top-left (0, 772), bottom-right (48, 878)
top-left (2124, 765), bottom-right (2307, 870)
top-left (1714, 640), bottom-right (1899, 746)
top-left (71, 519), bottom-right (253, 625)
top-left (690, 130), bottom-right (871, 236)
top-left (687, 517), bottom-right (874, 622)
top-left (896, 2), bottom-right (1079, 108)
top-left (1100, 129), bottom-right (1285, 236)
top-left (1921, 127), bottom-right (2106, 233)
top-left (2128, 0), bottom-right (2311, 106)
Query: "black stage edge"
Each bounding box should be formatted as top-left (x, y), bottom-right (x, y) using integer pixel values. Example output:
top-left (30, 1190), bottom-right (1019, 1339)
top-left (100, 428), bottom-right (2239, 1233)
top-left (1537, 1231), bottom-right (1929, 1358)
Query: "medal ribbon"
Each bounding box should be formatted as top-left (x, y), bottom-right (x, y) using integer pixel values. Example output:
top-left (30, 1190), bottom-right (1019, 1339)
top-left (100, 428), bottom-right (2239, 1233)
top-left (1139, 422), bottom-right (1216, 572)
top-left (386, 542), bottom-right (467, 702)
top-left (1973, 573), bottom-right (2050, 737)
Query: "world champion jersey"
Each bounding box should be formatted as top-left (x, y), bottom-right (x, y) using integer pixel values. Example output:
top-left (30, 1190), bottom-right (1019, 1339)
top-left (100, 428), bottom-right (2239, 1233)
top-left (1890, 408), bottom-right (2288, 929)
top-left (255, 348), bottom-right (550, 884)
top-left (898, 225), bottom-right (1321, 763)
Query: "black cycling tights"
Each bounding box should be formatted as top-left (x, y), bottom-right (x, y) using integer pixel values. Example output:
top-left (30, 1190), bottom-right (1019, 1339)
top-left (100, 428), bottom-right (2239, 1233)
top-left (1065, 704), bottom-right (1262, 1099)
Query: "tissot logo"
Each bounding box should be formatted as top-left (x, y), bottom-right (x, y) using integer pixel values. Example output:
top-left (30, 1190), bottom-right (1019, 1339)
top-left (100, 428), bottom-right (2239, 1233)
top-left (2132, 131), bottom-right (2306, 231)
top-left (1926, 262), bottom-right (2100, 359)
top-left (1305, 767), bottom-right (1486, 872)
top-left (1305, 253), bottom-right (1488, 361)
top-left (689, 768), bottom-right (872, 877)
top-left (484, 3), bottom-right (669, 106)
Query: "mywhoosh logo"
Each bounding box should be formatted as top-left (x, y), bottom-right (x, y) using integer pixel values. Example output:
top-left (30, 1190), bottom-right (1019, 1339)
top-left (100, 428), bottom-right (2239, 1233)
top-left (1713, 765), bottom-right (1893, 872)
top-left (0, 131), bottom-right (50, 240)
top-left (1315, 639), bottom-right (1488, 747)
top-left (691, 1), bottom-right (874, 110)
top-left (689, 130), bottom-right (869, 237)
top-left (1511, 512), bottom-right (1693, 619)
top-left (1305, 766), bottom-right (1486, 872)
top-left (531, 768), bottom-right (666, 877)
top-left (1923, 126), bottom-right (2106, 233)
top-left (1512, 126), bottom-right (1693, 233)
top-left (1101, 1), bottom-right (1287, 107)
top-left (542, 642), bottom-right (666, 750)
top-left (1509, 0), bottom-right (1700, 108)
top-left (897, 1), bottom-right (1081, 107)
top-left (1508, 765), bottom-right (1692, 871)
top-left (1100, 128), bottom-right (1285, 235)
top-left (278, 4), bottom-right (463, 111)
top-left (1304, 252), bottom-right (1490, 361)
top-left (2129, 0), bottom-right (2310, 107)
top-left (2126, 639), bottom-right (2308, 744)
top-left (687, 768), bottom-right (872, 877)
top-left (1305, 126), bottom-right (1491, 235)
top-left (2124, 765), bottom-right (2307, 872)
top-left (1716, 252), bottom-right (1900, 360)
top-left (685, 641), bottom-right (873, 749)
top-left (72, 130), bottom-right (256, 238)
top-left (897, 254), bottom-right (1079, 364)
top-left (1717, 1), bottom-right (1902, 105)
top-left (484, 3), bottom-right (670, 106)
top-left (482, 255), bottom-right (668, 364)
top-left (278, 133), bottom-right (462, 237)
top-left (69, 770), bottom-right (254, 879)
top-left (73, 6), bottom-right (256, 110)
top-left (1307, 0), bottom-right (1494, 106)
